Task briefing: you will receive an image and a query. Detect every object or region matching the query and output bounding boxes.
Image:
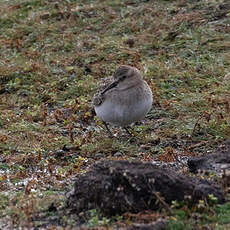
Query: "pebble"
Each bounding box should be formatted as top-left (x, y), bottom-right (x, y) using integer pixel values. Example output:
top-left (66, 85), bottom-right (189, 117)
top-left (95, 153), bottom-right (104, 159)
top-left (114, 152), bottom-right (123, 157)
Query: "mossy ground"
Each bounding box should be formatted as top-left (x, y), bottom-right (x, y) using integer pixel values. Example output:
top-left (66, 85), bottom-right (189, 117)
top-left (0, 0), bottom-right (229, 228)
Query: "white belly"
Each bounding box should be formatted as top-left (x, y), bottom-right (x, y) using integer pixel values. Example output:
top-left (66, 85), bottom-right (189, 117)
top-left (95, 96), bottom-right (152, 127)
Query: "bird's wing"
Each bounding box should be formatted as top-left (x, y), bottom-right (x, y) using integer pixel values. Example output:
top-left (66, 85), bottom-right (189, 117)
top-left (93, 76), bottom-right (113, 106)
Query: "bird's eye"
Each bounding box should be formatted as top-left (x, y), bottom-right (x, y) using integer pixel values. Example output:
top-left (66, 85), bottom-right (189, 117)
top-left (121, 75), bottom-right (126, 80)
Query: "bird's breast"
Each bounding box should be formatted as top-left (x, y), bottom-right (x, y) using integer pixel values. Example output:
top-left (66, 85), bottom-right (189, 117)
top-left (94, 86), bottom-right (152, 126)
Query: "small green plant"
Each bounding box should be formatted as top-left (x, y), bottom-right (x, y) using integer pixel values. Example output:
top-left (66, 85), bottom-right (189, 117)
top-left (166, 201), bottom-right (230, 230)
top-left (208, 194), bottom-right (218, 205)
top-left (87, 209), bottom-right (110, 227)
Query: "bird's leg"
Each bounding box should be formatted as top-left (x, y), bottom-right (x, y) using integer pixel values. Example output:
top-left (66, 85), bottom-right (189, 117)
top-left (124, 127), bottom-right (133, 136)
top-left (102, 121), bottom-right (113, 137)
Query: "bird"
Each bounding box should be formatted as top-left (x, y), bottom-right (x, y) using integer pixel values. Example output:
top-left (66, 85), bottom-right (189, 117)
top-left (93, 65), bottom-right (153, 136)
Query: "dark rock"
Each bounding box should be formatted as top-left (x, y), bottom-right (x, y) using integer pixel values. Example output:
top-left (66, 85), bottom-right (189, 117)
top-left (66, 160), bottom-right (224, 216)
top-left (188, 140), bottom-right (230, 173)
top-left (84, 65), bottom-right (91, 73)
top-left (48, 203), bottom-right (57, 212)
top-left (124, 38), bottom-right (135, 48)
top-left (54, 149), bottom-right (65, 158)
top-left (0, 87), bottom-right (6, 94)
top-left (95, 153), bottom-right (104, 159)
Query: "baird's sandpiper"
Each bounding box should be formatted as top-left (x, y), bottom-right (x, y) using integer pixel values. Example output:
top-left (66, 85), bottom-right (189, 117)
top-left (93, 65), bottom-right (152, 136)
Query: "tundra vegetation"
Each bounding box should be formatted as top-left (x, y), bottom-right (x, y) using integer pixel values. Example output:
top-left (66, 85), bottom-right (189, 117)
top-left (0, 0), bottom-right (229, 229)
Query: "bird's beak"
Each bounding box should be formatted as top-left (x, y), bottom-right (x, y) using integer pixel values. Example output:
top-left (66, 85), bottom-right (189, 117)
top-left (101, 80), bottom-right (119, 94)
